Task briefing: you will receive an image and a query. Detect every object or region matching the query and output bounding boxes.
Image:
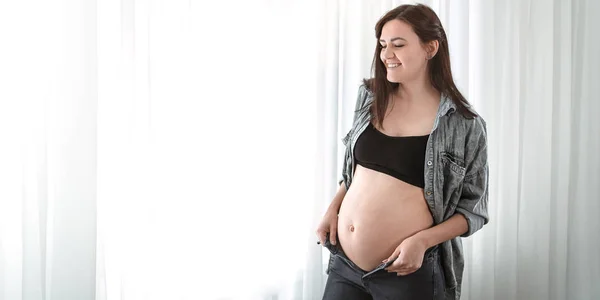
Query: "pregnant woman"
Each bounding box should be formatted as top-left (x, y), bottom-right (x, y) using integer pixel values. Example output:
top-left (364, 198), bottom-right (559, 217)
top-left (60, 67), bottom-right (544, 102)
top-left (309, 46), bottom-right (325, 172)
top-left (316, 4), bottom-right (489, 300)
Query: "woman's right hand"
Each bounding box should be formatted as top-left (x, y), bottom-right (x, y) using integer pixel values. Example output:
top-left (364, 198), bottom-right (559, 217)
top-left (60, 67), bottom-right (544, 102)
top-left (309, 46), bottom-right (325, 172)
top-left (316, 210), bottom-right (339, 246)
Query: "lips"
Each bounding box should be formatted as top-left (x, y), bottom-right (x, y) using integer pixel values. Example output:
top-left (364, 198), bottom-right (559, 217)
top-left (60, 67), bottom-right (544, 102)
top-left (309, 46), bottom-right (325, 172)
top-left (386, 63), bottom-right (401, 68)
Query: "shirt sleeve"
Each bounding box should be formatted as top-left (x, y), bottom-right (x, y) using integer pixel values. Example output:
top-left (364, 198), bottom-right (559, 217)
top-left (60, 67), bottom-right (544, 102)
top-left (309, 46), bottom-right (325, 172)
top-left (338, 84), bottom-right (370, 187)
top-left (455, 117), bottom-right (490, 237)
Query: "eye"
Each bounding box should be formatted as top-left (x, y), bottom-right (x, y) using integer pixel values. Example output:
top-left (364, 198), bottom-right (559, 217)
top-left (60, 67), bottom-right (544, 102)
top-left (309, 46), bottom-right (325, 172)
top-left (380, 44), bottom-right (404, 49)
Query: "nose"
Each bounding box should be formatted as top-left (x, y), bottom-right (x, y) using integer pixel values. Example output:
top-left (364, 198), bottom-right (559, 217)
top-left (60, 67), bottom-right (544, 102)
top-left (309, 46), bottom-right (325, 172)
top-left (382, 47), bottom-right (394, 59)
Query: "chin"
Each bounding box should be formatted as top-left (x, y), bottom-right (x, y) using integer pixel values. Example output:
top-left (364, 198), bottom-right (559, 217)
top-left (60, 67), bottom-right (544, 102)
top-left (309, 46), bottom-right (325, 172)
top-left (386, 75), bottom-right (402, 83)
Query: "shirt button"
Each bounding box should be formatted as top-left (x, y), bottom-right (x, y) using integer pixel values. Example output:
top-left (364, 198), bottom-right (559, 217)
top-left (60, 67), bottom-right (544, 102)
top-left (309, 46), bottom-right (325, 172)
top-left (426, 191), bottom-right (432, 196)
top-left (427, 160), bottom-right (432, 166)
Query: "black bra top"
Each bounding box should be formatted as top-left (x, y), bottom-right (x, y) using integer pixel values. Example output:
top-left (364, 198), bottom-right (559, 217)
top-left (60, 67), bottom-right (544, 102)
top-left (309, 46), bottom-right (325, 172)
top-left (354, 122), bottom-right (429, 188)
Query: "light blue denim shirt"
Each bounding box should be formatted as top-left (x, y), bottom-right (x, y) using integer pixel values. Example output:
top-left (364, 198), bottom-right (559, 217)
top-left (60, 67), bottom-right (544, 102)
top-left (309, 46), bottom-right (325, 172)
top-left (337, 84), bottom-right (489, 300)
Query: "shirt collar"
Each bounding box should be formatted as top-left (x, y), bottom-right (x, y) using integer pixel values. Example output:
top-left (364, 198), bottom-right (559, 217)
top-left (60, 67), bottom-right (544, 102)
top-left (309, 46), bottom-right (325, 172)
top-left (430, 93), bottom-right (457, 133)
top-left (438, 93), bottom-right (457, 117)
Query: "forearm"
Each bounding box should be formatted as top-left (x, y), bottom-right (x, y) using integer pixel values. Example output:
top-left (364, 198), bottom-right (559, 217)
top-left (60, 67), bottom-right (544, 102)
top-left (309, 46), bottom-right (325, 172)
top-left (327, 182), bottom-right (347, 214)
top-left (414, 214), bottom-right (469, 248)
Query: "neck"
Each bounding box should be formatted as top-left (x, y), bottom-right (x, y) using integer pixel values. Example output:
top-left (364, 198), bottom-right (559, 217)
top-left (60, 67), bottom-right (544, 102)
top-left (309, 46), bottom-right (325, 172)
top-left (394, 74), bottom-right (439, 104)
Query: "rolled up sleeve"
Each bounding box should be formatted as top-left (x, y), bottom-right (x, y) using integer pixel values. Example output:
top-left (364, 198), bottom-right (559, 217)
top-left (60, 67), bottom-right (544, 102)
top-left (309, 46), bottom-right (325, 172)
top-left (456, 164), bottom-right (489, 237)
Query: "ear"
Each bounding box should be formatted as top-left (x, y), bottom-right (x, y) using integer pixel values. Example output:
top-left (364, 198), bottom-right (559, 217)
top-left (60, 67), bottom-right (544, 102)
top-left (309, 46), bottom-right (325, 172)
top-left (425, 40), bottom-right (439, 59)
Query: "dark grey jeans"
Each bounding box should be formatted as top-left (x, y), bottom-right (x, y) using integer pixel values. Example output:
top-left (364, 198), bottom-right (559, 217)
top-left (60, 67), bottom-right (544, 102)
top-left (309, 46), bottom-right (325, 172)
top-left (322, 236), bottom-right (446, 300)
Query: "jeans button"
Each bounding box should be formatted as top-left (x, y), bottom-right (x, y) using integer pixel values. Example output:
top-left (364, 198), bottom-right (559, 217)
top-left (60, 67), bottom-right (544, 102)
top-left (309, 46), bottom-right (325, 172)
top-left (426, 191), bottom-right (432, 196)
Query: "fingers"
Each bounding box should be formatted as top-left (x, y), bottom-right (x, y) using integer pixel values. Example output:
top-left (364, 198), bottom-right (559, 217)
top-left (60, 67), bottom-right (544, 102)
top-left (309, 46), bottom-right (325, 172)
top-left (386, 260), bottom-right (421, 275)
top-left (385, 252), bottom-right (419, 273)
top-left (383, 249), bottom-right (401, 264)
top-left (316, 229), bottom-right (327, 245)
top-left (385, 258), bottom-right (401, 272)
top-left (395, 267), bottom-right (419, 276)
top-left (329, 224), bottom-right (337, 245)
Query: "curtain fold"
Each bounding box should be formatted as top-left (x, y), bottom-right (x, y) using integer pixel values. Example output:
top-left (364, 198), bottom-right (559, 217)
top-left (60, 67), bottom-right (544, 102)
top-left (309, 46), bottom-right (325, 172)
top-left (0, 1), bottom-right (99, 299)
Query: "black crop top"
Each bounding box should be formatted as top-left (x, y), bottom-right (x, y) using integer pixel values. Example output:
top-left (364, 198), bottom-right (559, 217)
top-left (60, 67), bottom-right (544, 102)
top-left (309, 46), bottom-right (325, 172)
top-left (354, 122), bottom-right (429, 188)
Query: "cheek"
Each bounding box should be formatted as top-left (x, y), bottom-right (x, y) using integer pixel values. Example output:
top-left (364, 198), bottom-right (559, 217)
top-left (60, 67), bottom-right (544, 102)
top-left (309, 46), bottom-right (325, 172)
top-left (392, 49), bottom-right (413, 64)
top-left (401, 50), bottom-right (426, 67)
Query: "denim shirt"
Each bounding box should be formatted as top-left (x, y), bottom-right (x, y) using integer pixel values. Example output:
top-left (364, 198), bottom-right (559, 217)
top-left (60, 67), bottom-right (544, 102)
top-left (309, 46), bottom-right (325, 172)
top-left (336, 84), bottom-right (489, 300)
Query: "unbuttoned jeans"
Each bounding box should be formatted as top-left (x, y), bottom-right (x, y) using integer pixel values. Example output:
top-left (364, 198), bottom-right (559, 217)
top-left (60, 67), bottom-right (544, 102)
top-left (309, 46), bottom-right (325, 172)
top-left (322, 235), bottom-right (446, 300)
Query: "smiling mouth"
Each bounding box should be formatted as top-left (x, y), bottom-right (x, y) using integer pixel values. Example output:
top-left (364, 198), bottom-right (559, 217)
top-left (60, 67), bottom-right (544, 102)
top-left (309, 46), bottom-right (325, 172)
top-left (387, 63), bottom-right (401, 68)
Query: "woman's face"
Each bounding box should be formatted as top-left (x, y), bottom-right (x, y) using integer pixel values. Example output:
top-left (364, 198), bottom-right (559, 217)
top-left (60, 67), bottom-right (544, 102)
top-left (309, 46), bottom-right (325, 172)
top-left (379, 19), bottom-right (431, 84)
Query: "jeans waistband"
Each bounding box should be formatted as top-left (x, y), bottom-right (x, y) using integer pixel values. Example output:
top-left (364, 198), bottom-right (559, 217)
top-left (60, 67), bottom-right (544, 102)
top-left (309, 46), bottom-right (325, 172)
top-left (324, 233), bottom-right (440, 278)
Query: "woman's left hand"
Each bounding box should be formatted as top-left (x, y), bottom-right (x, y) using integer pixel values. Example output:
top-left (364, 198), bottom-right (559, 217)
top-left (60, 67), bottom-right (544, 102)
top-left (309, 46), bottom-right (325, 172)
top-left (383, 234), bottom-right (428, 276)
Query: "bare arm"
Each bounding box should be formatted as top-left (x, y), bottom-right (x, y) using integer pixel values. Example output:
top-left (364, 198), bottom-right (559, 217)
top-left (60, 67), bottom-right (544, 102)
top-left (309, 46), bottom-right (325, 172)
top-left (326, 182), bottom-right (347, 214)
top-left (316, 182), bottom-right (348, 245)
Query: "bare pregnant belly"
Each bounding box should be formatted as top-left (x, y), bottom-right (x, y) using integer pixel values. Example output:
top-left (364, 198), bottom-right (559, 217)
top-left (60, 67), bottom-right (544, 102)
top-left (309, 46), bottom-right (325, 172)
top-left (337, 165), bottom-right (434, 271)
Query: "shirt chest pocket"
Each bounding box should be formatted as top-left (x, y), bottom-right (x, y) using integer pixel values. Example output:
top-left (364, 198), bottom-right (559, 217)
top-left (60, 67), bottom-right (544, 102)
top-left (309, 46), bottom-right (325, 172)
top-left (439, 152), bottom-right (466, 208)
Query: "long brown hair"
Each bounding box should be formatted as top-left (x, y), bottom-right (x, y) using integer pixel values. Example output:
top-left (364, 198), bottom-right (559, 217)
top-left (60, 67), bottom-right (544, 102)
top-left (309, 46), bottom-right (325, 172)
top-left (363, 4), bottom-right (476, 128)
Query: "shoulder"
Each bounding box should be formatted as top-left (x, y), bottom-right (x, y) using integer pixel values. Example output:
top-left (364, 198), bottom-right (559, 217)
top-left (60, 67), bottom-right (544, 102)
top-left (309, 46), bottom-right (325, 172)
top-left (441, 106), bottom-right (488, 172)
top-left (361, 77), bottom-right (375, 94)
top-left (355, 79), bottom-right (375, 110)
top-left (450, 103), bottom-right (486, 131)
top-left (447, 106), bottom-right (488, 148)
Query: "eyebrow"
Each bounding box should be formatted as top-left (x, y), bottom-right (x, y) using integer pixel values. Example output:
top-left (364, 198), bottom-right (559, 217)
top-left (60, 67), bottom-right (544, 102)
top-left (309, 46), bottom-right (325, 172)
top-left (379, 37), bottom-right (407, 43)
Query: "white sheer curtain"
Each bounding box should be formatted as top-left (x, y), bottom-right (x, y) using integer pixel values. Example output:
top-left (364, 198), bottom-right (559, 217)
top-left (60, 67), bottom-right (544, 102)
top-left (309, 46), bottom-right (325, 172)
top-left (1, 1), bottom-right (599, 300)
top-left (462, 0), bottom-right (600, 299)
top-left (95, 1), bottom-right (322, 299)
top-left (0, 1), bottom-right (98, 299)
